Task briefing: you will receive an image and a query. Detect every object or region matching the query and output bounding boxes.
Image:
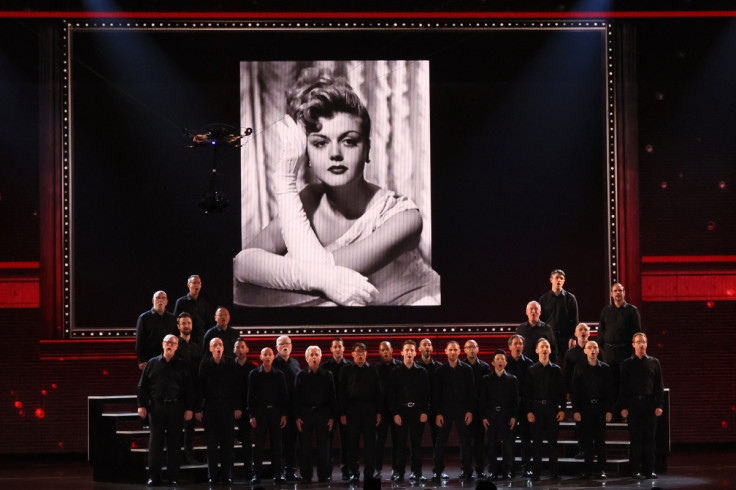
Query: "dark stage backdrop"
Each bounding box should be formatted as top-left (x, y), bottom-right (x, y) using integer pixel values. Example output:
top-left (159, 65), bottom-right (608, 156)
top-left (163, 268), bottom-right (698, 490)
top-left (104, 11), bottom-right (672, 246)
top-left (69, 24), bottom-right (610, 331)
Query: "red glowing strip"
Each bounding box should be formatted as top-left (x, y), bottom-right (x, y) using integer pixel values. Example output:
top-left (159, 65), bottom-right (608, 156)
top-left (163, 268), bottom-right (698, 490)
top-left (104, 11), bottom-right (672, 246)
top-left (40, 354), bottom-right (136, 360)
top-left (40, 339), bottom-right (135, 343)
top-left (642, 255), bottom-right (736, 264)
top-left (0, 261), bottom-right (39, 269)
top-left (1, 11), bottom-right (736, 19)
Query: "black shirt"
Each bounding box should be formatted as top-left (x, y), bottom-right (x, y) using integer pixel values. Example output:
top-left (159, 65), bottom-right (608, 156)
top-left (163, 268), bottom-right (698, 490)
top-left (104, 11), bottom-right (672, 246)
top-left (173, 293), bottom-right (213, 346)
top-left (247, 366), bottom-right (289, 416)
top-left (598, 302), bottom-right (642, 363)
top-left (198, 356), bottom-right (241, 409)
top-left (539, 289), bottom-right (579, 342)
top-left (375, 358), bottom-right (401, 412)
top-left (479, 370), bottom-right (519, 417)
top-left (202, 325), bottom-right (240, 359)
top-left (524, 361), bottom-right (566, 413)
top-left (516, 321), bottom-right (559, 363)
top-left (339, 362), bottom-right (382, 413)
top-left (138, 354), bottom-right (195, 410)
top-left (432, 361), bottom-right (476, 417)
top-left (274, 355), bottom-right (302, 393)
top-left (505, 353), bottom-right (533, 396)
top-left (563, 344), bottom-right (588, 392)
top-left (175, 337), bottom-right (203, 372)
top-left (235, 358), bottom-right (258, 414)
top-left (293, 367), bottom-right (337, 419)
top-left (464, 358), bottom-right (491, 395)
top-left (135, 308), bottom-right (177, 364)
top-left (571, 360), bottom-right (613, 412)
top-left (388, 363), bottom-right (430, 414)
top-left (618, 354), bottom-right (664, 410)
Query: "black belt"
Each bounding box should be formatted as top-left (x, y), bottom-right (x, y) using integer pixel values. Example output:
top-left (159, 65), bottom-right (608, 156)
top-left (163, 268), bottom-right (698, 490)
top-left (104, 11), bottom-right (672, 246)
top-left (632, 395), bottom-right (653, 400)
top-left (605, 343), bottom-right (626, 347)
top-left (588, 399), bottom-right (599, 404)
top-left (156, 398), bottom-right (180, 403)
top-left (533, 400), bottom-right (556, 406)
top-left (400, 402), bottom-right (418, 408)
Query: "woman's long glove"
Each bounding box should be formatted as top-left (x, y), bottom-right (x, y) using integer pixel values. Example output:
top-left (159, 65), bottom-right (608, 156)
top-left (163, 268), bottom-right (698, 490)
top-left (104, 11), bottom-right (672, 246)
top-left (234, 249), bottom-right (377, 306)
top-left (273, 116), bottom-right (335, 265)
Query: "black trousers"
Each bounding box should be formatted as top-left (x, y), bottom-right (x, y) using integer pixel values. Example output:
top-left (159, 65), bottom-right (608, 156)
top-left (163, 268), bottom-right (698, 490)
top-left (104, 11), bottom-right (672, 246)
top-left (393, 406), bottom-right (426, 476)
top-left (530, 403), bottom-right (560, 475)
top-left (329, 420), bottom-right (350, 477)
top-left (469, 413), bottom-right (486, 473)
top-left (253, 407), bottom-right (283, 477)
top-left (485, 411), bottom-right (514, 474)
top-left (281, 417), bottom-right (298, 474)
top-left (203, 401), bottom-right (235, 480)
top-left (147, 401), bottom-right (184, 481)
top-left (511, 408), bottom-right (531, 469)
top-left (237, 414), bottom-right (253, 478)
top-left (579, 403), bottom-right (607, 471)
top-left (297, 407), bottom-right (332, 481)
top-left (375, 409), bottom-right (397, 473)
top-left (345, 403), bottom-right (378, 478)
top-left (433, 413), bottom-right (472, 474)
top-left (627, 396), bottom-right (658, 475)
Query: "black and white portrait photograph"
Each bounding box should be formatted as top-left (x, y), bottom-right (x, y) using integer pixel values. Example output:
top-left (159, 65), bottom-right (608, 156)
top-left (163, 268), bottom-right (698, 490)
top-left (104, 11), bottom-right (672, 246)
top-left (234, 60), bottom-right (440, 307)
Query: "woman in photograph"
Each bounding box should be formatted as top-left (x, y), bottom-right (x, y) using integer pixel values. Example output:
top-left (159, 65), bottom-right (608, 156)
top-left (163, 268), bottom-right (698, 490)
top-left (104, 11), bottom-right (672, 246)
top-left (234, 67), bottom-right (439, 306)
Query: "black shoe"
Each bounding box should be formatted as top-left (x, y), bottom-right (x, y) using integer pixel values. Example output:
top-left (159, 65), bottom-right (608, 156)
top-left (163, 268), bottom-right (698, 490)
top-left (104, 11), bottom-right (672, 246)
top-left (458, 471), bottom-right (473, 480)
top-left (502, 473), bottom-right (512, 480)
top-left (273, 475), bottom-right (287, 484)
top-left (574, 451), bottom-right (585, 459)
top-left (596, 471), bottom-right (607, 479)
top-left (528, 472), bottom-right (540, 481)
top-left (391, 473), bottom-right (404, 482)
top-left (488, 473), bottom-right (497, 480)
top-left (348, 474), bottom-right (360, 484)
top-left (342, 471), bottom-right (351, 481)
top-left (146, 478), bottom-right (160, 487)
top-left (432, 472), bottom-right (448, 482)
top-left (284, 472), bottom-right (299, 482)
top-left (318, 476), bottom-right (332, 483)
top-left (250, 476), bottom-right (261, 484)
top-left (476, 471), bottom-right (488, 480)
top-left (645, 472), bottom-right (657, 479)
top-left (523, 467), bottom-right (534, 477)
top-left (222, 477), bottom-right (233, 485)
top-left (408, 473), bottom-right (426, 482)
top-left (633, 472), bottom-right (645, 480)
top-left (550, 473), bottom-right (560, 480)
top-left (169, 480), bottom-right (179, 486)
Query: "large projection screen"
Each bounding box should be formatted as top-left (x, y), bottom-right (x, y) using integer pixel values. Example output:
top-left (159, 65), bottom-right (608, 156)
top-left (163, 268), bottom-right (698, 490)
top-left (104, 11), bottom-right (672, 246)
top-left (65, 19), bottom-right (614, 335)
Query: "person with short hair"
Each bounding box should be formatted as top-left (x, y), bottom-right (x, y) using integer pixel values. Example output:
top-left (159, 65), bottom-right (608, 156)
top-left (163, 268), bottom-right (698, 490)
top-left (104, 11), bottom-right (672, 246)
top-left (432, 340), bottom-right (476, 481)
top-left (505, 334), bottom-right (533, 476)
top-left (202, 307), bottom-right (239, 359)
top-left (248, 347), bottom-right (289, 484)
top-left (273, 334), bottom-right (302, 481)
top-left (174, 312), bottom-right (203, 464)
top-left (619, 333), bottom-right (664, 480)
top-left (388, 340), bottom-right (430, 483)
top-left (135, 291), bottom-right (177, 370)
top-left (173, 274), bottom-right (213, 345)
top-left (375, 340), bottom-right (400, 478)
top-left (517, 301), bottom-right (558, 363)
top-left (233, 338), bottom-right (257, 480)
top-left (196, 338), bottom-right (242, 485)
top-left (571, 340), bottom-right (613, 480)
top-left (415, 338), bottom-right (442, 449)
top-left (599, 283), bottom-right (642, 409)
top-left (525, 338), bottom-right (566, 480)
top-left (480, 350), bottom-right (519, 481)
top-left (463, 339), bottom-right (491, 479)
top-left (563, 322), bottom-right (591, 459)
top-left (339, 343), bottom-right (382, 483)
top-left (539, 269), bottom-right (579, 360)
top-left (321, 337), bottom-right (352, 480)
top-left (294, 346), bottom-right (337, 483)
top-left (137, 334), bottom-right (195, 486)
